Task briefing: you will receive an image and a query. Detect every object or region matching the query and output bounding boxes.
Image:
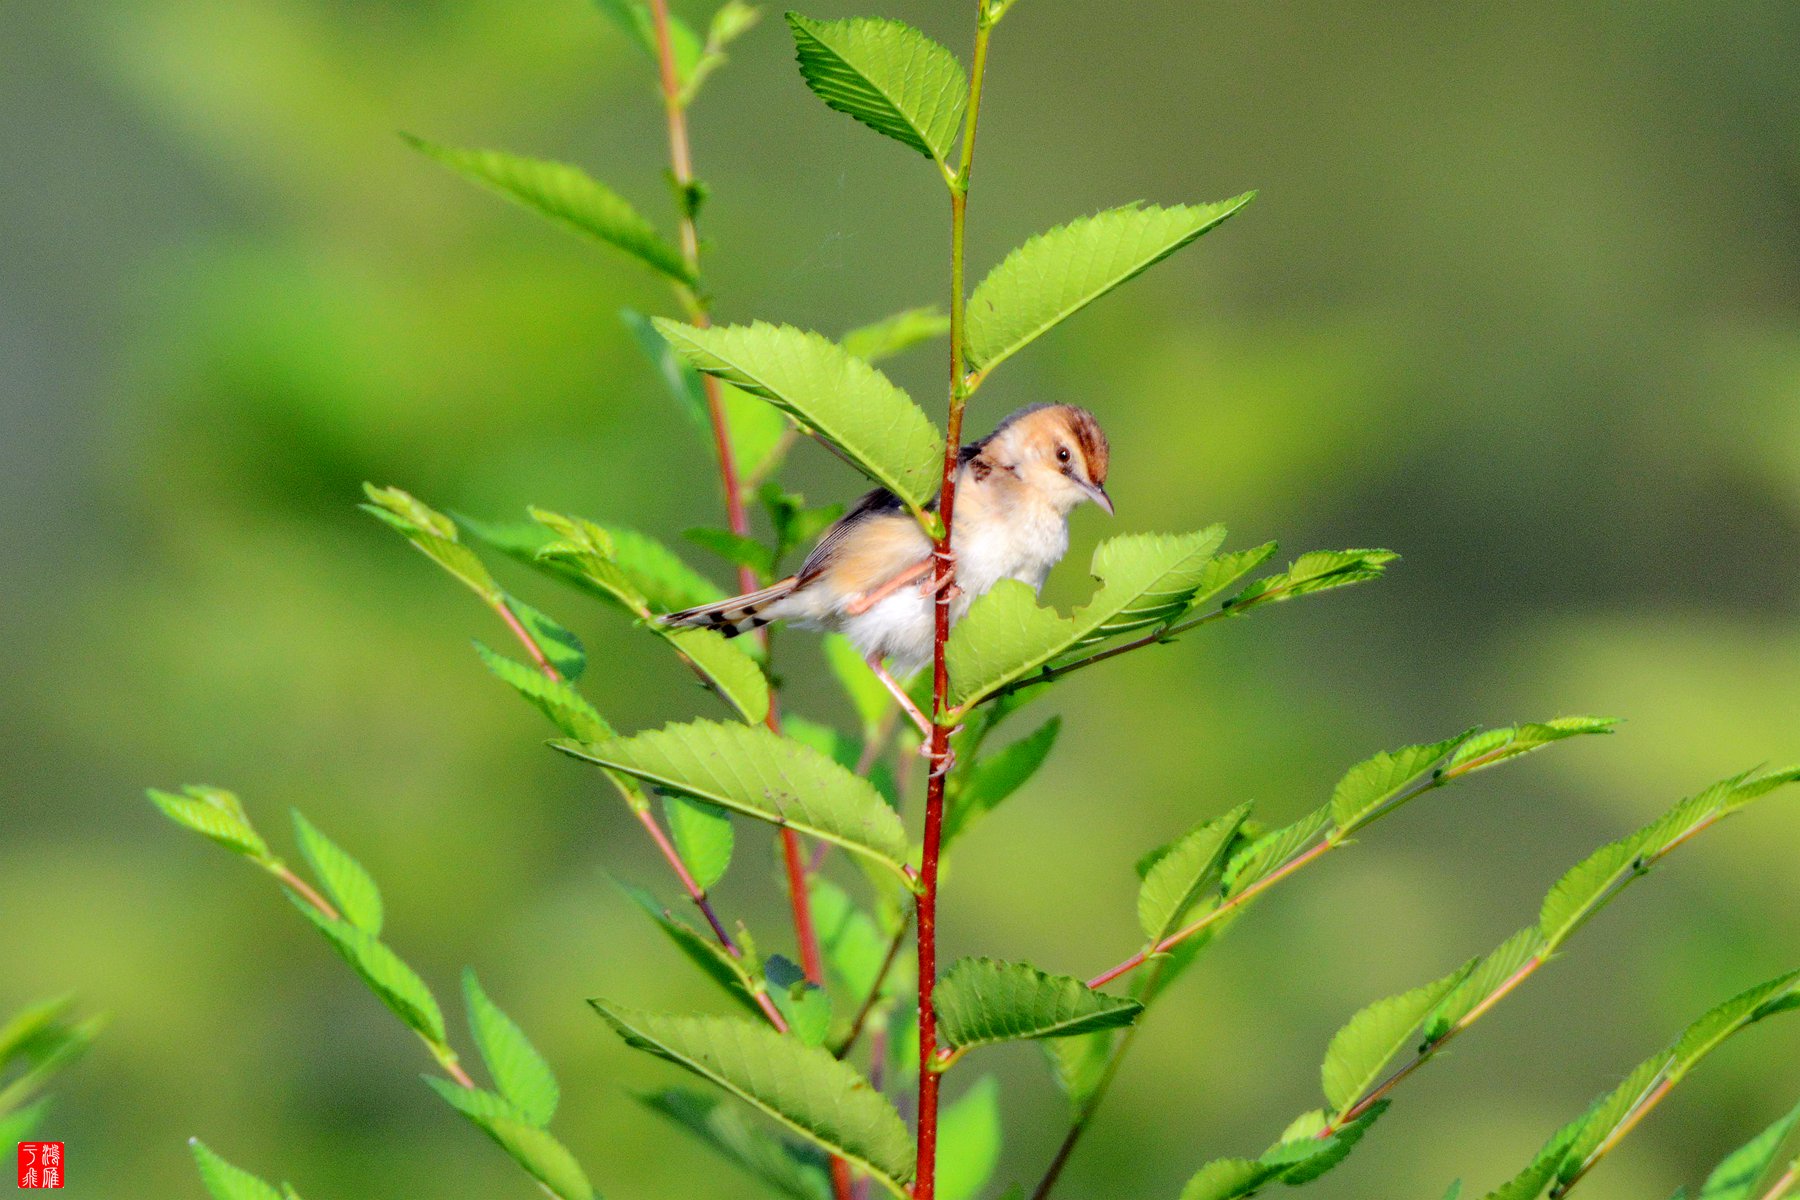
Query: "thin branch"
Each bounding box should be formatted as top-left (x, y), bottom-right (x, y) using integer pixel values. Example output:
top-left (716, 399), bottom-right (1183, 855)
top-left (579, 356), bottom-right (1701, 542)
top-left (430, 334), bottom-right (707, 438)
top-left (914, 10), bottom-right (996, 1198)
top-left (643, 0), bottom-right (827, 996)
top-left (835, 917), bottom-right (911, 1059)
top-left (1762, 1163), bottom-right (1800, 1200)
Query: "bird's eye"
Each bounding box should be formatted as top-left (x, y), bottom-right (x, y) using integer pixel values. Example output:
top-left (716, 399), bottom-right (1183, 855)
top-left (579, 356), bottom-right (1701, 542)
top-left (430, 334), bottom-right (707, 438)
top-left (1056, 446), bottom-right (1071, 464)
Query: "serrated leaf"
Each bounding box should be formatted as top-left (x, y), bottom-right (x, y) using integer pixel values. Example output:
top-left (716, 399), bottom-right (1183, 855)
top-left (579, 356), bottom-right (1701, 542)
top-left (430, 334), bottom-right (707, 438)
top-left (290, 811), bottom-right (383, 936)
top-left (1178, 1158), bottom-right (1278, 1200)
top-left (1182, 540), bottom-right (1279, 614)
top-left (1481, 1110), bottom-right (1588, 1200)
top-left (965, 197), bottom-right (1253, 374)
top-left (1322, 960), bottom-right (1475, 1113)
top-left (786, 14), bottom-right (967, 166)
top-left (474, 643), bottom-right (614, 743)
top-left (405, 136), bottom-right (692, 284)
top-left (642, 1087), bottom-right (833, 1200)
top-left (843, 306), bottom-right (950, 362)
top-left (1223, 804), bottom-right (1331, 897)
top-left (514, 510), bottom-right (727, 616)
top-left (1268, 1101), bottom-right (1390, 1185)
top-left (147, 785), bottom-right (269, 861)
top-left (663, 627), bottom-right (773, 723)
top-left (190, 1140), bottom-right (283, 1200)
top-left (1137, 803), bottom-right (1251, 942)
top-left (363, 484), bottom-right (502, 603)
top-left (766, 955), bottom-right (833, 1046)
top-left (294, 905), bottom-right (445, 1043)
top-left (653, 319), bottom-right (945, 514)
top-left (557, 721), bottom-right (911, 883)
top-left (1424, 926), bottom-right (1542, 1044)
top-left (936, 958), bottom-right (1142, 1051)
top-left (430, 1078), bottom-right (595, 1200)
top-left (939, 1076), bottom-right (1003, 1200)
top-left (618, 883), bottom-right (766, 1019)
top-left (1330, 730), bottom-right (1474, 833)
top-left (1695, 1099), bottom-right (1800, 1200)
top-left (1224, 547), bottom-right (1398, 610)
top-left (501, 595), bottom-right (587, 681)
top-left (947, 528), bottom-right (1227, 710)
top-left (1445, 716), bottom-right (1617, 778)
top-left (1538, 764), bottom-right (1798, 949)
top-left (463, 971), bottom-right (560, 1127)
top-left (662, 795), bottom-right (734, 893)
top-left (944, 717), bottom-right (1061, 847)
top-left (591, 1003), bottom-right (914, 1193)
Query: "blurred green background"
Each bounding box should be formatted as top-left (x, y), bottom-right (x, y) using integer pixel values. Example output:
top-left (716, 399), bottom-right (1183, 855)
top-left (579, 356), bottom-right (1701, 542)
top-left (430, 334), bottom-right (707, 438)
top-left (4, 0), bottom-right (1798, 1197)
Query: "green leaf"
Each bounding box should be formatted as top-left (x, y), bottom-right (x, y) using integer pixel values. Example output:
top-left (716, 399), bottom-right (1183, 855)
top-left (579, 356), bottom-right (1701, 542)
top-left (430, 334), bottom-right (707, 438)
top-left (147, 785), bottom-right (269, 861)
top-left (642, 1087), bottom-right (833, 1200)
top-left (190, 1140), bottom-right (283, 1200)
top-left (474, 643), bottom-right (614, 743)
top-left (520, 510), bottom-right (727, 616)
top-left (1321, 959), bottom-right (1475, 1113)
top-left (592, 0), bottom-right (705, 82)
top-left (1137, 803), bottom-right (1251, 942)
top-left (809, 877), bottom-right (900, 1001)
top-left (936, 958), bottom-right (1143, 1051)
top-left (500, 595), bottom-right (587, 681)
top-left (766, 955), bottom-right (833, 1046)
top-left (944, 717), bottom-right (1061, 848)
top-left (1177, 1158), bottom-right (1278, 1200)
top-left (1224, 548), bottom-right (1398, 611)
top-left (842, 306), bottom-right (951, 362)
top-left (556, 720), bottom-right (912, 884)
top-left (965, 197), bottom-right (1254, 374)
top-left (524, 509), bottom-right (770, 722)
top-left (663, 795), bottom-right (734, 893)
top-left (1223, 804), bottom-right (1331, 897)
top-left (463, 970), bottom-right (560, 1127)
top-left (822, 634), bottom-right (893, 742)
top-left (1182, 540), bottom-right (1279, 614)
top-left (785, 14), bottom-right (967, 167)
top-left (591, 1003), bottom-right (914, 1194)
top-left (1481, 1110), bottom-right (1588, 1200)
top-left (653, 319), bottom-right (945, 515)
top-left (1538, 764), bottom-right (1797, 950)
top-left (618, 883), bottom-right (767, 1019)
top-left (946, 528), bottom-right (1228, 710)
top-left (363, 484), bottom-right (501, 603)
top-left (405, 136), bottom-right (692, 285)
top-left (1695, 1099), bottom-right (1800, 1200)
top-left (1041, 1030), bottom-right (1115, 1117)
top-left (1444, 716), bottom-right (1618, 778)
top-left (290, 811), bottom-right (383, 936)
top-left (1266, 1101), bottom-right (1390, 1185)
top-left (430, 1078), bottom-right (596, 1200)
top-left (938, 1076), bottom-right (1003, 1200)
top-left (294, 905), bottom-right (445, 1043)
top-left (1329, 730), bottom-right (1474, 834)
top-left (1424, 926), bottom-right (1542, 1044)
top-left (684, 527), bottom-right (778, 580)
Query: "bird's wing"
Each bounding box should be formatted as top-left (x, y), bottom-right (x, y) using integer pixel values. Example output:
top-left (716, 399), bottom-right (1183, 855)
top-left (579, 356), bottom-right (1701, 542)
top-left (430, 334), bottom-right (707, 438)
top-left (795, 487), bottom-right (932, 594)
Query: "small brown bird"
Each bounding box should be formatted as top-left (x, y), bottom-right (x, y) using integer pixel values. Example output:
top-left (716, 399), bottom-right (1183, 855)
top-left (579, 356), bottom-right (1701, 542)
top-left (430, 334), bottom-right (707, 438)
top-left (661, 404), bottom-right (1112, 737)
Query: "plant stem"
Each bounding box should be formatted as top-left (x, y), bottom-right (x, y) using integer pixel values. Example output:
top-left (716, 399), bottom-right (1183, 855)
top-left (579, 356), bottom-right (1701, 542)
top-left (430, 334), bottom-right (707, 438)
top-left (642, 0), bottom-right (826, 995)
top-left (1762, 1163), bottom-right (1800, 1200)
top-left (914, 14), bottom-right (995, 1199)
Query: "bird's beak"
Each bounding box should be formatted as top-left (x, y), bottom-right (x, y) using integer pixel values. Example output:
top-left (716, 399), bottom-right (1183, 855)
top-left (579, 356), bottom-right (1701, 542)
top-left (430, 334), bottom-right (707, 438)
top-left (1081, 480), bottom-right (1115, 515)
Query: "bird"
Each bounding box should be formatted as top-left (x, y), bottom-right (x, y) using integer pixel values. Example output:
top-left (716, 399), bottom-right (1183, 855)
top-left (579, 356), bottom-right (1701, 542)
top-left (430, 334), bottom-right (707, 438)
top-left (660, 403), bottom-right (1112, 742)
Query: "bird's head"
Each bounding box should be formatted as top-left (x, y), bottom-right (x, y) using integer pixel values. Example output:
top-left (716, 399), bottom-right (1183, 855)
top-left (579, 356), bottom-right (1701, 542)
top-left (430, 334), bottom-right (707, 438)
top-left (984, 403), bottom-right (1113, 516)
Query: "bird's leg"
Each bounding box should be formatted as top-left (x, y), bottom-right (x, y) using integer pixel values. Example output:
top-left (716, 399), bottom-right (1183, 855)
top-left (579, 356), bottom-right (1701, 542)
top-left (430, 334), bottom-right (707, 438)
top-left (920, 546), bottom-right (960, 599)
top-left (844, 558), bottom-right (935, 616)
top-left (865, 654), bottom-right (933, 739)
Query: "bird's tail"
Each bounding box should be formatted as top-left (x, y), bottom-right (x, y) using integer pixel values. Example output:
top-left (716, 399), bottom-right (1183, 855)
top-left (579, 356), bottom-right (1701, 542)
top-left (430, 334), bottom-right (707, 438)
top-left (658, 577), bottom-right (800, 638)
